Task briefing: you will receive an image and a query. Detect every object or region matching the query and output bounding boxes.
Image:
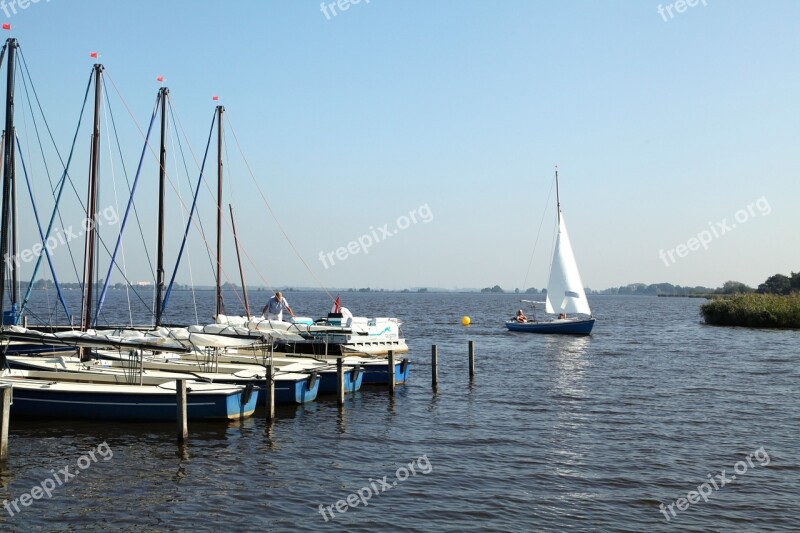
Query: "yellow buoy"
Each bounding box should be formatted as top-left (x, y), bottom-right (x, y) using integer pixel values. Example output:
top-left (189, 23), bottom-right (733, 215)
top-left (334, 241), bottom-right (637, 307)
top-left (461, 316), bottom-right (471, 326)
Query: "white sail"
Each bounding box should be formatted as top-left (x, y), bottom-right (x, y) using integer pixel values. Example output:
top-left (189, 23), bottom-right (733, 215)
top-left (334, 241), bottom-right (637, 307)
top-left (545, 213), bottom-right (592, 316)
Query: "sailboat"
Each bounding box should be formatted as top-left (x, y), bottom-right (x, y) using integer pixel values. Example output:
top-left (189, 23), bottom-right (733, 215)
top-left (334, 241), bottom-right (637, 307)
top-left (506, 169), bottom-right (596, 335)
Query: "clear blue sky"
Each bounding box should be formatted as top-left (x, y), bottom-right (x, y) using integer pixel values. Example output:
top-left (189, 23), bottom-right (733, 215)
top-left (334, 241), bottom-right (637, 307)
top-left (4, 0), bottom-right (799, 291)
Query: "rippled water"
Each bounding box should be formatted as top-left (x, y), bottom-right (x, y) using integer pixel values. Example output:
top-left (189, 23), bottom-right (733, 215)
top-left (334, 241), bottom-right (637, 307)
top-left (1, 292), bottom-right (799, 532)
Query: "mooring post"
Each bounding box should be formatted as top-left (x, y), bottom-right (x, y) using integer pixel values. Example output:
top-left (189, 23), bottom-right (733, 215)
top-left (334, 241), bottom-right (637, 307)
top-left (265, 364), bottom-right (275, 420)
top-left (336, 357), bottom-right (345, 406)
top-left (388, 350), bottom-right (396, 394)
top-left (468, 340), bottom-right (475, 379)
top-left (0, 384), bottom-right (11, 460)
top-left (177, 379), bottom-right (188, 442)
top-left (431, 345), bottom-right (438, 387)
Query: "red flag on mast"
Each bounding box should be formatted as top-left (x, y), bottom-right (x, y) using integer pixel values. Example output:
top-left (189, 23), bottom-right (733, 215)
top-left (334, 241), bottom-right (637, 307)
top-left (90, 51), bottom-right (98, 58)
top-left (156, 76), bottom-right (164, 82)
top-left (212, 95), bottom-right (219, 101)
top-left (2, 24), bottom-right (10, 31)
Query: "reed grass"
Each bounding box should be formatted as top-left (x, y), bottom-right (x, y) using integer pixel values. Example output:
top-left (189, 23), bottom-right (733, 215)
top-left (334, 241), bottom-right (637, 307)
top-left (700, 293), bottom-right (800, 328)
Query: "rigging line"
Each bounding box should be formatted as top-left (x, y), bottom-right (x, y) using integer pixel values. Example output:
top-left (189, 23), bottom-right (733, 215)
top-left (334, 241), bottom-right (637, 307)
top-left (105, 82), bottom-right (148, 326)
top-left (107, 93), bottom-right (154, 281)
top-left (223, 124), bottom-right (234, 204)
top-left (166, 100), bottom-right (199, 325)
top-left (19, 69), bottom-right (93, 317)
top-left (521, 175), bottom-right (555, 292)
top-left (158, 108), bottom-right (246, 318)
top-left (236, 229), bottom-right (276, 296)
top-left (92, 89), bottom-right (161, 326)
top-left (18, 48), bottom-right (91, 226)
top-left (104, 72), bottom-right (221, 278)
top-left (17, 67), bottom-right (38, 208)
top-left (226, 114), bottom-right (335, 304)
top-left (103, 74), bottom-right (246, 315)
top-left (162, 107), bottom-right (216, 317)
top-left (172, 112), bottom-right (277, 308)
top-left (19, 304), bottom-right (54, 327)
top-left (15, 133), bottom-right (71, 320)
top-left (168, 97), bottom-right (216, 277)
top-left (100, 83), bottom-right (133, 326)
top-left (17, 53), bottom-right (54, 194)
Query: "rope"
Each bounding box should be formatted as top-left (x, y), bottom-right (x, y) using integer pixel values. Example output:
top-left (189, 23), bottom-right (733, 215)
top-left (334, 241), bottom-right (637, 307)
top-left (15, 134), bottom-right (71, 319)
top-left (167, 105), bottom-right (199, 325)
top-left (521, 173), bottom-right (556, 292)
top-left (92, 87), bottom-right (160, 325)
top-left (103, 73), bottom-right (246, 317)
top-left (105, 83), bottom-right (156, 323)
top-left (18, 48), bottom-right (87, 284)
top-left (19, 69), bottom-right (93, 316)
top-left (226, 114), bottom-right (335, 304)
top-left (100, 83), bottom-right (134, 326)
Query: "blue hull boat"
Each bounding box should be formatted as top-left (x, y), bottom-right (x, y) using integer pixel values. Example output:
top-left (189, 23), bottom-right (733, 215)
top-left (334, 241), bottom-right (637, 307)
top-left (317, 366), bottom-right (364, 395)
top-left (216, 372), bottom-right (320, 405)
top-left (272, 372), bottom-right (320, 404)
top-left (505, 318), bottom-right (595, 335)
top-left (0, 377), bottom-right (259, 421)
top-left (361, 358), bottom-right (410, 385)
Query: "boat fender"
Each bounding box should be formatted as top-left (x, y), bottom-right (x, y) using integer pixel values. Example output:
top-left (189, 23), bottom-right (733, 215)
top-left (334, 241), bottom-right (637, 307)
top-left (240, 383), bottom-right (255, 406)
top-left (351, 365), bottom-right (362, 385)
top-left (399, 358), bottom-right (409, 378)
top-left (306, 371), bottom-right (319, 391)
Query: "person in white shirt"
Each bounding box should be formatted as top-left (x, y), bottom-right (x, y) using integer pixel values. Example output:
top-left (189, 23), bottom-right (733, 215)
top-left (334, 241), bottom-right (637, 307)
top-left (261, 291), bottom-right (295, 321)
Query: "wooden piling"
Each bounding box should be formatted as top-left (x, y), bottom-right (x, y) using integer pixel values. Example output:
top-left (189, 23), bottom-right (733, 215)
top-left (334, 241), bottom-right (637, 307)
top-left (336, 358), bottom-right (345, 406)
top-left (0, 384), bottom-right (11, 460)
top-left (431, 345), bottom-right (438, 386)
top-left (176, 380), bottom-right (188, 442)
top-left (388, 350), bottom-right (396, 394)
top-left (468, 340), bottom-right (475, 378)
top-left (265, 364), bottom-right (275, 420)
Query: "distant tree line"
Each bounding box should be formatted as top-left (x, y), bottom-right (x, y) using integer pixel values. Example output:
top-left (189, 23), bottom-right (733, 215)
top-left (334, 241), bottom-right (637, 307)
top-left (757, 272), bottom-right (800, 295)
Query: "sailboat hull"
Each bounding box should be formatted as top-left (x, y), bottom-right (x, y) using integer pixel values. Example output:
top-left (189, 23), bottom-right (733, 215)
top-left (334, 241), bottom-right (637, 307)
top-left (505, 318), bottom-right (595, 335)
top-left (0, 378), bottom-right (258, 421)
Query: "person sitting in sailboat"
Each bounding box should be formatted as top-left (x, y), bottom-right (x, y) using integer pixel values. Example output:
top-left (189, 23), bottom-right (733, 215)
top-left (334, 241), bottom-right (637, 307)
top-left (514, 309), bottom-right (527, 323)
top-left (260, 291), bottom-right (295, 321)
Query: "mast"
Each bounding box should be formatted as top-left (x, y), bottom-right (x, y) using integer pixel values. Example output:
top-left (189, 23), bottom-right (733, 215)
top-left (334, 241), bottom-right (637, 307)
top-left (9, 127), bottom-right (17, 311)
top-left (154, 87), bottom-right (168, 326)
top-left (215, 105), bottom-right (224, 318)
top-left (80, 63), bottom-right (103, 347)
top-left (555, 166), bottom-right (561, 225)
top-left (0, 38), bottom-right (17, 326)
top-left (229, 204), bottom-right (250, 317)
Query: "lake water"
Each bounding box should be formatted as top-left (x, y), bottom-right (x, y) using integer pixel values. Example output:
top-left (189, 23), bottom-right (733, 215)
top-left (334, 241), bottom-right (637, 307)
top-left (1, 291), bottom-right (798, 532)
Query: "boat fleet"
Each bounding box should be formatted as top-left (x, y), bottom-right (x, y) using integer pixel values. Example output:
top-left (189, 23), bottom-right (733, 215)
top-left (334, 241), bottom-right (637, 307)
top-left (0, 37), bottom-right (409, 424)
top-left (0, 312), bottom-right (410, 421)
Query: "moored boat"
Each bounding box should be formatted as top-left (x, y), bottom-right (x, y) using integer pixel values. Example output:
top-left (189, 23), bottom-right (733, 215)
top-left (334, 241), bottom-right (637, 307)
top-left (0, 373), bottom-right (258, 421)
